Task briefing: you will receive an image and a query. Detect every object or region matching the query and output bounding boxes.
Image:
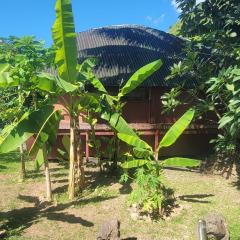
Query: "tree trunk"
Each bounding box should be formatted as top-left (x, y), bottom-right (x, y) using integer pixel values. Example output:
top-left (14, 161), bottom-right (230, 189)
top-left (43, 145), bottom-right (52, 201)
top-left (68, 116), bottom-right (77, 200)
top-left (19, 144), bottom-right (26, 180)
top-left (76, 132), bottom-right (85, 191)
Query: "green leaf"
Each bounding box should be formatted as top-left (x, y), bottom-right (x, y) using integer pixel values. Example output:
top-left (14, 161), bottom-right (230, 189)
top-left (117, 133), bottom-right (152, 151)
top-left (163, 157), bottom-right (201, 167)
top-left (62, 135), bottom-right (70, 155)
top-left (35, 149), bottom-right (45, 170)
top-left (29, 110), bottom-right (62, 156)
top-left (226, 83), bottom-right (234, 92)
top-left (121, 159), bottom-right (150, 169)
top-left (0, 63), bottom-right (18, 88)
top-left (158, 109), bottom-right (195, 150)
top-left (101, 112), bottom-right (137, 137)
top-left (0, 63), bottom-right (10, 73)
top-left (78, 94), bottom-right (101, 111)
top-left (219, 115), bottom-right (234, 128)
top-left (0, 106), bottom-right (56, 153)
top-left (79, 58), bottom-right (107, 93)
top-left (35, 73), bottom-right (57, 93)
top-left (56, 76), bottom-right (78, 92)
top-left (133, 147), bottom-right (151, 159)
top-left (118, 59), bottom-right (162, 98)
top-left (52, 0), bottom-right (77, 83)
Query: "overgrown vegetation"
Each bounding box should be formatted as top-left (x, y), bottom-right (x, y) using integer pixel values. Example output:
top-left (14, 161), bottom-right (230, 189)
top-left (164, 0), bottom-right (240, 175)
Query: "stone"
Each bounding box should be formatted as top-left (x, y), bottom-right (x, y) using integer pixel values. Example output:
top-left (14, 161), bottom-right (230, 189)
top-left (203, 213), bottom-right (230, 240)
top-left (96, 219), bottom-right (120, 240)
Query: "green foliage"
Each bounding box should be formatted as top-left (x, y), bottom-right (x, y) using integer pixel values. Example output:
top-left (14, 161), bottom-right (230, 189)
top-left (127, 167), bottom-right (174, 215)
top-left (35, 149), bottom-right (45, 170)
top-left (118, 60), bottom-right (162, 98)
top-left (117, 133), bottom-right (152, 151)
top-left (158, 109), bottom-right (195, 150)
top-left (52, 0), bottom-right (78, 83)
top-left (0, 106), bottom-right (57, 153)
top-left (164, 0), bottom-right (240, 168)
top-left (160, 88), bottom-right (181, 113)
top-left (121, 159), bottom-right (150, 169)
top-left (163, 157), bottom-right (200, 167)
top-left (118, 109), bottom-right (200, 216)
top-left (168, 21), bottom-right (182, 36)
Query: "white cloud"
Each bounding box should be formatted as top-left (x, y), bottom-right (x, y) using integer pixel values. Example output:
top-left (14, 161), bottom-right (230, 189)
top-left (171, 0), bottom-right (181, 13)
top-left (171, 0), bottom-right (205, 13)
top-left (146, 14), bottom-right (166, 26)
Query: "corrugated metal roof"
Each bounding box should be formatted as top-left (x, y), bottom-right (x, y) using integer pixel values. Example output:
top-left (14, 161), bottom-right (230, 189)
top-left (76, 25), bottom-right (195, 88)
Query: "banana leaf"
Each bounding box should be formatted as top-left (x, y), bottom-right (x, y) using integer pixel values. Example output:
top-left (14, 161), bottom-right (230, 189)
top-left (0, 105), bottom-right (56, 153)
top-left (117, 133), bottom-right (152, 151)
top-left (29, 110), bottom-right (62, 156)
top-left (163, 157), bottom-right (200, 167)
top-left (101, 112), bottom-right (137, 137)
top-left (158, 109), bottom-right (195, 150)
top-left (78, 58), bottom-right (107, 93)
top-left (118, 59), bottom-right (162, 98)
top-left (121, 159), bottom-right (150, 169)
top-left (52, 0), bottom-right (78, 83)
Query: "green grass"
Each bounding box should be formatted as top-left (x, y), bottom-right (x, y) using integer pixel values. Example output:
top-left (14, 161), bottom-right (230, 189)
top-left (0, 152), bottom-right (44, 182)
top-left (0, 154), bottom-right (240, 239)
top-left (0, 152), bottom-right (21, 174)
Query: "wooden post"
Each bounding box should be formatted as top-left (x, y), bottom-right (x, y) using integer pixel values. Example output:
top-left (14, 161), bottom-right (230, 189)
top-left (154, 129), bottom-right (159, 161)
top-left (19, 144), bottom-right (26, 181)
top-left (43, 144), bottom-right (52, 201)
top-left (85, 132), bottom-right (89, 162)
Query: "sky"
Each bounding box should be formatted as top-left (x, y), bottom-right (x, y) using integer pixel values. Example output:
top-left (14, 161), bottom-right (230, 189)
top-left (0, 0), bottom-right (182, 46)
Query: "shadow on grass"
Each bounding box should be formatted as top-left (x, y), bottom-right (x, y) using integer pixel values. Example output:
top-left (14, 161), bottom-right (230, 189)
top-left (0, 194), bottom-right (98, 238)
top-left (0, 165), bottom-right (7, 170)
top-left (25, 170), bottom-right (43, 180)
top-left (178, 194), bottom-right (214, 203)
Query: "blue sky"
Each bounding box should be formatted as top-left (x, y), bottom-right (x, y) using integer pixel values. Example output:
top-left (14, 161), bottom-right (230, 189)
top-left (0, 0), bottom-right (180, 46)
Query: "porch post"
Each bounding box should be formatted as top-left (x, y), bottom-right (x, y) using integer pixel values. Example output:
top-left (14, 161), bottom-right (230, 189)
top-left (85, 132), bottom-right (89, 162)
top-left (154, 129), bottom-right (159, 161)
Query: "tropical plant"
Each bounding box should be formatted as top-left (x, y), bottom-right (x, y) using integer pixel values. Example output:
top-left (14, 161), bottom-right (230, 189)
top-left (0, 0), bottom-right (83, 200)
top-left (81, 58), bottom-right (162, 172)
top-left (118, 109), bottom-right (200, 216)
top-left (162, 0), bottom-right (240, 173)
top-left (0, 36), bottom-right (53, 181)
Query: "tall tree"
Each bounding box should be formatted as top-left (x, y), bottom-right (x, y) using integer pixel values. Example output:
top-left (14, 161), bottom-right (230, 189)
top-left (163, 0), bottom-right (240, 173)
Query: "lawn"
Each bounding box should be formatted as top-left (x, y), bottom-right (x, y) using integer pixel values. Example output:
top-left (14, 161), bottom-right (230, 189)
top-left (0, 152), bottom-right (240, 240)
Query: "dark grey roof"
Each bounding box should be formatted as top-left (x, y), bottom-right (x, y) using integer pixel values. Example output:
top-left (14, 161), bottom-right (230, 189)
top-left (76, 24), bottom-right (194, 88)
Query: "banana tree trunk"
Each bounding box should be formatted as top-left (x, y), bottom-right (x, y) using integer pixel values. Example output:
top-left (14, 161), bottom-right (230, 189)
top-left (68, 116), bottom-right (77, 200)
top-left (19, 144), bottom-right (26, 180)
top-left (43, 145), bottom-right (52, 201)
top-left (68, 114), bottom-right (85, 199)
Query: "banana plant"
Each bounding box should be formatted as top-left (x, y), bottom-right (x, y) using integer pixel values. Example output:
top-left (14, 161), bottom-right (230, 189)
top-left (116, 108), bottom-right (200, 215)
top-left (118, 108), bottom-right (200, 169)
top-left (0, 0), bottom-right (163, 199)
top-left (0, 0), bottom-right (84, 200)
top-left (80, 58), bottom-right (162, 170)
